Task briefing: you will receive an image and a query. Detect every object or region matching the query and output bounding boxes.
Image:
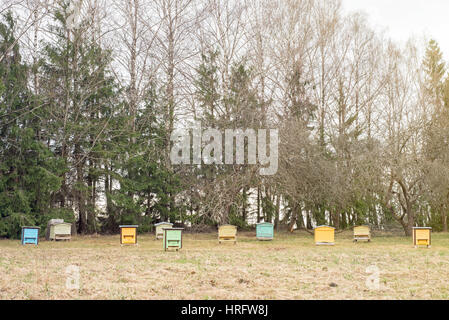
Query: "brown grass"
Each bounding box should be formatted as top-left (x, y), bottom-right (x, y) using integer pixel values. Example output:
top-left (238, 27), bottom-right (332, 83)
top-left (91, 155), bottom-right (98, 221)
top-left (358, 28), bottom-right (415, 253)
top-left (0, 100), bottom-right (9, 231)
top-left (1, 231), bottom-right (449, 300)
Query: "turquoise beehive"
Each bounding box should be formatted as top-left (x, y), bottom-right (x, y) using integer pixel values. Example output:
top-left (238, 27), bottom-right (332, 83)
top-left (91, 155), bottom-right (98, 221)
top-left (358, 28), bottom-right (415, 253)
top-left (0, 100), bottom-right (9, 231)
top-left (256, 222), bottom-right (274, 241)
top-left (21, 227), bottom-right (40, 245)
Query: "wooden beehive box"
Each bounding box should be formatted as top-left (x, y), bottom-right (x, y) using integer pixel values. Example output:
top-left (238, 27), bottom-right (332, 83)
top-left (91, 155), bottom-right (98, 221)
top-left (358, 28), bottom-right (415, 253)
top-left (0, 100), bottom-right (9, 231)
top-left (48, 222), bottom-right (72, 241)
top-left (21, 227), bottom-right (40, 245)
top-left (120, 225), bottom-right (138, 245)
top-left (154, 222), bottom-right (173, 240)
top-left (314, 226), bottom-right (335, 245)
top-left (256, 222), bottom-right (274, 241)
top-left (218, 225), bottom-right (237, 244)
top-left (413, 227), bottom-right (432, 248)
top-left (163, 228), bottom-right (184, 251)
top-left (354, 226), bottom-right (371, 242)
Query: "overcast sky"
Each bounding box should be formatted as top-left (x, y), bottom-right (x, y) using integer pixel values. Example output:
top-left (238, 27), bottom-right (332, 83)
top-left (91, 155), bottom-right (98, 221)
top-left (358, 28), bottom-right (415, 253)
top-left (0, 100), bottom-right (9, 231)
top-left (342, 0), bottom-right (449, 60)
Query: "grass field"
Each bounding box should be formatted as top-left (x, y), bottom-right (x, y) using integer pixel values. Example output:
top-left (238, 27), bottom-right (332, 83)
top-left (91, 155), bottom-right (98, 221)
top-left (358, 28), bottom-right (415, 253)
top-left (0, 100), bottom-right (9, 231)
top-left (1, 231), bottom-right (449, 300)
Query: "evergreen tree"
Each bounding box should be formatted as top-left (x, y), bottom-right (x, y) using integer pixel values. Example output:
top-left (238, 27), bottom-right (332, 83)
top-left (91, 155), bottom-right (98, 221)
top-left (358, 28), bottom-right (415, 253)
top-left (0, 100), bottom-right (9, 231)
top-left (0, 12), bottom-right (64, 238)
top-left (40, 2), bottom-right (119, 233)
top-left (422, 39), bottom-right (449, 232)
top-left (104, 86), bottom-right (182, 232)
top-left (423, 39), bottom-right (446, 108)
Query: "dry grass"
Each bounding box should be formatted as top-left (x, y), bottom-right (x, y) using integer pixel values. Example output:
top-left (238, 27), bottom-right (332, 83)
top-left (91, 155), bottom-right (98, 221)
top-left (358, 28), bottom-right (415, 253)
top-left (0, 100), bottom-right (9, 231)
top-left (1, 231), bottom-right (449, 300)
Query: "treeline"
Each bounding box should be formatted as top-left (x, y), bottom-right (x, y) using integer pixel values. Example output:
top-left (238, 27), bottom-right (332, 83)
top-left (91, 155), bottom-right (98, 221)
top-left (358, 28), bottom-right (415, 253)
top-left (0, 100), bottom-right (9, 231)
top-left (1, 0), bottom-right (449, 238)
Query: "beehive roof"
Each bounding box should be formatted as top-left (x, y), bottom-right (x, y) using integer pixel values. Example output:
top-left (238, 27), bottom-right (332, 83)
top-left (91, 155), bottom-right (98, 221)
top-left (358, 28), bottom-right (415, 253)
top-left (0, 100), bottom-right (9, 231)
top-left (314, 225), bottom-right (335, 229)
top-left (256, 222), bottom-right (273, 225)
top-left (22, 226), bottom-right (41, 229)
top-left (413, 227), bottom-right (432, 229)
top-left (119, 225), bottom-right (139, 228)
top-left (47, 219), bottom-right (64, 226)
top-left (49, 222), bottom-right (71, 226)
top-left (154, 222), bottom-right (173, 226)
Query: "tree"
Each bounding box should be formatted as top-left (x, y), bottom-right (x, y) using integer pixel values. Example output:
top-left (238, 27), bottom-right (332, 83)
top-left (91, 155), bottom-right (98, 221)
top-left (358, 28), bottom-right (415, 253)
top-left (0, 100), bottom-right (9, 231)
top-left (40, 2), bottom-right (119, 233)
top-left (423, 39), bottom-right (446, 109)
top-left (422, 39), bottom-right (449, 232)
top-left (0, 12), bottom-right (64, 238)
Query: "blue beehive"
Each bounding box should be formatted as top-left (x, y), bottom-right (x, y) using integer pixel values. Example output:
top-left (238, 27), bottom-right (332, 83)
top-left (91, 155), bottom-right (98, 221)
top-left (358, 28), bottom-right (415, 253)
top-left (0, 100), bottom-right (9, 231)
top-left (256, 222), bottom-right (274, 241)
top-left (21, 227), bottom-right (40, 245)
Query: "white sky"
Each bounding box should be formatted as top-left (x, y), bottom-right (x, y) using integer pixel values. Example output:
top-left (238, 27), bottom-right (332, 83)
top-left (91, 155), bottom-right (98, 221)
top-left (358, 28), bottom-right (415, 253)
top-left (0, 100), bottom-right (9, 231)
top-left (342, 0), bottom-right (449, 60)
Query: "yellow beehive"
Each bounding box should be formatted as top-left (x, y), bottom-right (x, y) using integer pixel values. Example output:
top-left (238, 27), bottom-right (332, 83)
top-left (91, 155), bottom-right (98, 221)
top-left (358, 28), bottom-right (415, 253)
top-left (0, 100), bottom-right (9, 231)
top-left (120, 225), bottom-right (138, 245)
top-left (218, 225), bottom-right (237, 244)
top-left (413, 227), bottom-right (432, 248)
top-left (314, 226), bottom-right (335, 246)
top-left (354, 226), bottom-right (371, 242)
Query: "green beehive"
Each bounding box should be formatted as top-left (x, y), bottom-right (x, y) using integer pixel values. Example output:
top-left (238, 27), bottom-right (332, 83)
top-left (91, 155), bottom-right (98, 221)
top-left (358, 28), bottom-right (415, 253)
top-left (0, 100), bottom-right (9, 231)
top-left (47, 221), bottom-right (72, 241)
top-left (163, 228), bottom-right (184, 251)
top-left (256, 222), bottom-right (274, 241)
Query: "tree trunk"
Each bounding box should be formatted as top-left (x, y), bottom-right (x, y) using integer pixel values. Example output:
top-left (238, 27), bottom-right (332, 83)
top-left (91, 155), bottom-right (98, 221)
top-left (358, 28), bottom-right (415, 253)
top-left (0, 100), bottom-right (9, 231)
top-left (442, 205), bottom-right (448, 232)
top-left (307, 210), bottom-right (313, 230)
top-left (76, 149), bottom-right (87, 234)
top-left (274, 196), bottom-right (280, 231)
top-left (242, 187), bottom-right (247, 222)
top-left (289, 211), bottom-right (297, 233)
top-left (406, 205), bottom-right (414, 237)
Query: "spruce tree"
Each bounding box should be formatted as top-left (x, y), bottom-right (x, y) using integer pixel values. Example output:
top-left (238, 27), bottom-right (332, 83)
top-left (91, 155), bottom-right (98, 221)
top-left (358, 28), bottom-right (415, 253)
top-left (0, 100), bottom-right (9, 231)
top-left (0, 12), bottom-right (64, 238)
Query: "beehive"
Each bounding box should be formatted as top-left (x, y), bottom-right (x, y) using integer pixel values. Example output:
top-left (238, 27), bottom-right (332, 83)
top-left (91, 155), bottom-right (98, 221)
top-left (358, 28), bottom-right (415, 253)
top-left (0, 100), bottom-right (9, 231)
top-left (354, 226), bottom-right (371, 242)
top-left (120, 225), bottom-right (138, 245)
top-left (163, 228), bottom-right (183, 251)
top-left (413, 227), bottom-right (432, 248)
top-left (314, 226), bottom-right (335, 245)
top-left (48, 222), bottom-right (72, 241)
top-left (154, 222), bottom-right (173, 240)
top-left (218, 225), bottom-right (237, 244)
top-left (256, 222), bottom-right (274, 241)
top-left (21, 227), bottom-right (40, 245)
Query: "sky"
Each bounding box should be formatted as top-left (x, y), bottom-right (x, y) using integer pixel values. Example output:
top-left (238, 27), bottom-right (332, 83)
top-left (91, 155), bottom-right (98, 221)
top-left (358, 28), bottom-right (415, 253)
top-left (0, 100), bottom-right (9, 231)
top-left (342, 0), bottom-right (449, 60)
